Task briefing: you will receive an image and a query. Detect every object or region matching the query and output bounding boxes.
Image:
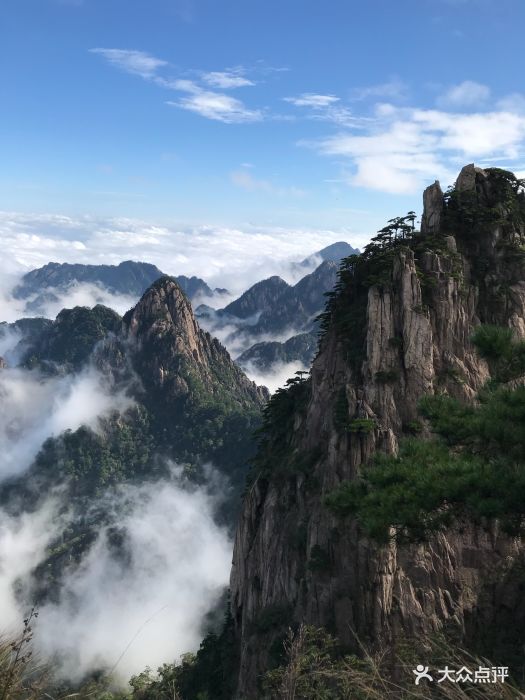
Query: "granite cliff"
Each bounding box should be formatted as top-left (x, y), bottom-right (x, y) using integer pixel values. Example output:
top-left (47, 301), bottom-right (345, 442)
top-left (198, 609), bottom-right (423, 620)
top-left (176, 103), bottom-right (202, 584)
top-left (230, 165), bottom-right (525, 696)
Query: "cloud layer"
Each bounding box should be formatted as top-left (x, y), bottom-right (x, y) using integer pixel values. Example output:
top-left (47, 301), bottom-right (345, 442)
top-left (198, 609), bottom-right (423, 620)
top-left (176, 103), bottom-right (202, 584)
top-left (0, 367), bottom-right (133, 481)
top-left (0, 211), bottom-right (358, 313)
top-left (305, 101), bottom-right (525, 194)
top-left (0, 467), bottom-right (232, 683)
top-left (0, 360), bottom-right (232, 684)
top-left (35, 468), bottom-right (232, 683)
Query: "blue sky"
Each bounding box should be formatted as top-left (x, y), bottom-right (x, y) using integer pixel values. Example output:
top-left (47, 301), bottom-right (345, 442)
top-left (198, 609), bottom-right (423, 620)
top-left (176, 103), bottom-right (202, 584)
top-left (2, 0), bottom-right (525, 271)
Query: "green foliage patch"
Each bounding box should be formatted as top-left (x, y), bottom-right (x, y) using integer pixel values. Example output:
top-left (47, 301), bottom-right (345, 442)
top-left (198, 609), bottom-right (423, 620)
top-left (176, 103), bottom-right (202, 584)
top-left (326, 325), bottom-right (525, 542)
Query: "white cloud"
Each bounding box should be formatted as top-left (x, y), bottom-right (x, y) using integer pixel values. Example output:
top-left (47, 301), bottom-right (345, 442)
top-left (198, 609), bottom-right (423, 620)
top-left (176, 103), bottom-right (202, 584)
top-left (198, 311), bottom-right (308, 358)
top-left (241, 360), bottom-right (309, 393)
top-left (0, 367), bottom-right (133, 481)
top-left (0, 467), bottom-right (232, 683)
top-left (497, 92), bottom-right (525, 115)
top-left (284, 93), bottom-right (340, 107)
top-left (169, 87), bottom-right (262, 123)
top-left (34, 469), bottom-right (232, 683)
top-left (283, 92), bottom-right (370, 128)
top-left (231, 170), bottom-right (273, 193)
top-left (202, 71), bottom-right (255, 89)
top-left (230, 170), bottom-right (305, 197)
top-left (90, 49), bottom-right (262, 123)
top-left (413, 109), bottom-right (525, 157)
top-left (90, 49), bottom-right (167, 78)
top-left (305, 105), bottom-right (525, 194)
top-left (0, 496), bottom-right (65, 633)
top-left (0, 212), bottom-right (356, 305)
top-left (437, 80), bottom-right (490, 108)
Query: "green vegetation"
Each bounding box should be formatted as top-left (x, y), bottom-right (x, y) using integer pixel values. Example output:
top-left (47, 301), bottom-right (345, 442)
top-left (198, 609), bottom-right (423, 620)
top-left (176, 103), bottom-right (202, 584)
top-left (24, 304), bottom-right (121, 371)
top-left (327, 325), bottom-right (525, 543)
top-left (307, 544), bottom-right (331, 572)
top-left (262, 625), bottom-right (524, 699)
top-left (249, 372), bottom-right (310, 480)
top-left (0, 606), bottom-right (238, 700)
top-left (34, 405), bottom-right (154, 496)
top-left (442, 168), bottom-right (525, 239)
top-left (348, 419), bottom-right (375, 434)
top-left (3, 617), bottom-right (524, 700)
top-left (374, 369), bottom-right (399, 383)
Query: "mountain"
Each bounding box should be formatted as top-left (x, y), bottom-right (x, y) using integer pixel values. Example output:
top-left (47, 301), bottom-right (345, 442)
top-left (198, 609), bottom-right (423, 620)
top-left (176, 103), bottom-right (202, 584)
top-left (24, 305), bottom-right (122, 372)
top-left (16, 276), bottom-right (267, 479)
top-left (12, 260), bottom-right (228, 314)
top-left (236, 331), bottom-right (317, 372)
top-left (227, 166), bottom-right (525, 695)
top-left (14, 260), bottom-right (164, 299)
top-left (197, 261), bottom-right (340, 356)
top-left (1, 277), bottom-right (268, 621)
top-left (176, 274), bottom-right (228, 300)
top-left (298, 240), bottom-right (359, 268)
top-left (120, 277), bottom-right (268, 474)
top-left (0, 317), bottom-right (53, 364)
top-left (222, 276), bottom-right (290, 319)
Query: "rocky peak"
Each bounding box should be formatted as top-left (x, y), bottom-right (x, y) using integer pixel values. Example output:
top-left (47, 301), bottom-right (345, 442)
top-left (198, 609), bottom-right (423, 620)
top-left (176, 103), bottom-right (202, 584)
top-left (223, 276), bottom-right (291, 319)
top-left (124, 276), bottom-right (205, 364)
top-left (421, 179), bottom-right (444, 233)
top-left (123, 276), bottom-right (268, 406)
top-left (230, 165), bottom-right (525, 697)
top-left (455, 162), bottom-right (487, 191)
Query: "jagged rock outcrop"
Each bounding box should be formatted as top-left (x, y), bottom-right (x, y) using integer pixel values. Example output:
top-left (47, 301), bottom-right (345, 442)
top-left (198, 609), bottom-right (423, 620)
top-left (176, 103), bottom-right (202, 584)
top-left (123, 276), bottom-right (268, 407)
top-left (456, 163), bottom-right (487, 191)
top-left (230, 167), bottom-right (525, 697)
top-left (421, 180), bottom-right (444, 233)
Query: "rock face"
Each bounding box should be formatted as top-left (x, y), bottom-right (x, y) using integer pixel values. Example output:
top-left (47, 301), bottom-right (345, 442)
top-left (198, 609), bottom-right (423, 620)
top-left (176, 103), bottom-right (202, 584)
top-left (456, 163), bottom-right (487, 191)
top-left (230, 167), bottom-right (525, 697)
top-left (123, 276), bottom-right (268, 408)
top-left (421, 180), bottom-right (444, 233)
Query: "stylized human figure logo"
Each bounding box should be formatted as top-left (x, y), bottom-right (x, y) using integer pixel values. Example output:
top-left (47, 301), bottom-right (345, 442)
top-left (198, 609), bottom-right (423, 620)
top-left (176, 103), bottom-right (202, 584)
top-left (413, 665), bottom-right (433, 685)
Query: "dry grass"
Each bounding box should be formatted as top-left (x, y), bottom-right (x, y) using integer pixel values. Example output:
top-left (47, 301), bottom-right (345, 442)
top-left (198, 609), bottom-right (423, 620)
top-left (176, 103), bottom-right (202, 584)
top-left (264, 625), bottom-right (525, 699)
top-left (0, 609), bottom-right (49, 700)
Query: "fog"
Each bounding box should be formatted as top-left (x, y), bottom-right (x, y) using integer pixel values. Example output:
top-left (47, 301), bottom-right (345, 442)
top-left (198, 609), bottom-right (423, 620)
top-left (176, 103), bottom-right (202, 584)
top-left (0, 217), bottom-right (324, 683)
top-left (1, 211), bottom-right (362, 301)
top-left (196, 309), bottom-right (305, 358)
top-left (0, 467), bottom-right (232, 683)
top-left (240, 359), bottom-right (309, 393)
top-left (0, 495), bottom-right (65, 631)
top-left (35, 467), bottom-right (232, 683)
top-left (0, 361), bottom-right (233, 683)
top-left (23, 282), bottom-right (139, 319)
top-left (0, 366), bottom-right (133, 481)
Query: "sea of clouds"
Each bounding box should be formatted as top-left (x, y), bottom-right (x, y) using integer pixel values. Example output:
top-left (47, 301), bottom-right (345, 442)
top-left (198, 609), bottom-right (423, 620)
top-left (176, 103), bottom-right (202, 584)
top-left (0, 211), bottom-right (357, 389)
top-left (0, 214), bottom-right (356, 683)
top-left (0, 361), bottom-right (232, 683)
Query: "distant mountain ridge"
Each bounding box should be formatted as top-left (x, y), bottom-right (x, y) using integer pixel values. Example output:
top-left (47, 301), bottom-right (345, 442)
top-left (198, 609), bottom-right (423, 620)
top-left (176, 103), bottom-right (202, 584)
top-left (10, 241), bottom-right (360, 377)
top-left (298, 240), bottom-right (359, 268)
top-left (14, 260), bottom-right (164, 298)
top-left (13, 260), bottom-right (228, 314)
top-left (0, 275), bottom-right (268, 637)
